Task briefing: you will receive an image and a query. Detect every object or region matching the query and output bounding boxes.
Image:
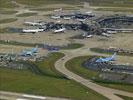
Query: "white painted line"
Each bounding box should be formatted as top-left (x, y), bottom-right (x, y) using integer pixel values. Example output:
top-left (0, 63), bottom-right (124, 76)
top-left (23, 94), bottom-right (46, 99)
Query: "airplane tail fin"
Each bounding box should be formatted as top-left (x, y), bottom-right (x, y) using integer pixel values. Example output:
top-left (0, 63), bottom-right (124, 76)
top-left (31, 45), bottom-right (38, 53)
top-left (111, 52), bottom-right (116, 59)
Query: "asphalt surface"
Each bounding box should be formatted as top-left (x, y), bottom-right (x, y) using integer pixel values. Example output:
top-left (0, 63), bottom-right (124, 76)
top-left (55, 47), bottom-right (133, 100)
top-left (0, 91), bottom-right (71, 100)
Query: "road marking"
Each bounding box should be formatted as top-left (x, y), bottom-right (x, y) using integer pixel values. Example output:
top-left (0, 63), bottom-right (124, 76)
top-left (23, 94), bottom-right (46, 99)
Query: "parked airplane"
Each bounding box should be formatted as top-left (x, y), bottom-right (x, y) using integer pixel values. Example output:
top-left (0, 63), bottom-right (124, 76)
top-left (82, 32), bottom-right (87, 36)
top-left (48, 47), bottom-right (59, 51)
top-left (76, 18), bottom-right (86, 22)
top-left (20, 47), bottom-right (38, 56)
top-left (20, 51), bottom-right (33, 56)
top-left (63, 17), bottom-right (72, 20)
top-left (51, 15), bottom-right (60, 19)
top-left (95, 53), bottom-right (116, 63)
top-left (102, 32), bottom-right (111, 37)
top-left (54, 28), bottom-right (66, 33)
top-left (82, 33), bottom-right (93, 38)
top-left (31, 47), bottom-right (38, 53)
top-left (56, 20), bottom-right (61, 23)
top-left (22, 29), bottom-right (44, 33)
top-left (107, 30), bottom-right (117, 34)
top-left (54, 8), bottom-right (62, 12)
top-left (86, 35), bottom-right (93, 38)
top-left (43, 44), bottom-right (59, 51)
top-left (85, 11), bottom-right (92, 14)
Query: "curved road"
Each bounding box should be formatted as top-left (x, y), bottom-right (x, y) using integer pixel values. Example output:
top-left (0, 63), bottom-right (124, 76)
top-left (55, 47), bottom-right (133, 100)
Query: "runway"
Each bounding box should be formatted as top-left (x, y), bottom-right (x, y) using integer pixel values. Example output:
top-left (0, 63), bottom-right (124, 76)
top-left (0, 91), bottom-right (71, 100)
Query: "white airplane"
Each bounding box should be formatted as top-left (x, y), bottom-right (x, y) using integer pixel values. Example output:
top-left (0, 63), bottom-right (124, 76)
top-left (85, 11), bottom-right (92, 14)
top-left (54, 8), bottom-right (62, 12)
top-left (56, 20), bottom-right (61, 23)
top-left (82, 33), bottom-right (93, 38)
top-left (54, 28), bottom-right (66, 33)
top-left (51, 16), bottom-right (60, 19)
top-left (24, 22), bottom-right (43, 26)
top-left (63, 17), bottom-right (71, 20)
top-left (82, 33), bottom-right (86, 37)
top-left (102, 32), bottom-right (111, 37)
top-left (22, 29), bottom-right (44, 33)
top-left (76, 18), bottom-right (86, 22)
top-left (86, 35), bottom-right (93, 38)
top-left (107, 30), bottom-right (117, 34)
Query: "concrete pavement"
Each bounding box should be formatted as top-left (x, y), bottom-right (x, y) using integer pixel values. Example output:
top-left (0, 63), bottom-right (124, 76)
top-left (0, 91), bottom-right (71, 100)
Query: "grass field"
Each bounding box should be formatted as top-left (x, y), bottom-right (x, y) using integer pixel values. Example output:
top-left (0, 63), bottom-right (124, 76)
top-left (66, 56), bottom-right (98, 79)
top-left (90, 48), bottom-right (133, 57)
top-left (0, 52), bottom-right (108, 100)
top-left (0, 28), bottom-right (9, 34)
top-left (31, 6), bottom-right (79, 11)
top-left (65, 56), bottom-right (133, 92)
top-left (15, 0), bottom-right (81, 6)
top-left (0, 40), bottom-right (36, 47)
top-left (0, 10), bottom-right (18, 14)
top-left (0, 40), bottom-right (83, 50)
top-left (85, 0), bottom-right (133, 7)
top-left (96, 8), bottom-right (133, 13)
top-left (0, 18), bottom-right (17, 24)
top-left (34, 53), bottom-right (65, 79)
top-left (15, 0), bottom-right (133, 7)
top-left (0, 0), bottom-right (18, 8)
top-left (16, 13), bottom-right (38, 17)
top-left (30, 8), bottom-right (56, 11)
top-left (61, 43), bottom-right (84, 50)
top-left (1, 0), bottom-right (133, 9)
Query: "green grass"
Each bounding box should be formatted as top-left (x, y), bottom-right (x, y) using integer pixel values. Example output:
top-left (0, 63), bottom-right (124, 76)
top-left (0, 28), bottom-right (9, 33)
top-left (34, 52), bottom-right (65, 78)
top-left (65, 56), bottom-right (133, 92)
top-left (86, 0), bottom-right (133, 7)
top-left (0, 52), bottom-right (108, 100)
top-left (0, 10), bottom-right (18, 14)
top-left (66, 56), bottom-right (98, 79)
top-left (116, 94), bottom-right (133, 100)
top-left (31, 7), bottom-right (78, 11)
top-left (96, 8), bottom-right (133, 13)
top-left (0, 18), bottom-right (17, 24)
top-left (14, 0), bottom-right (133, 7)
top-left (16, 13), bottom-right (37, 17)
top-left (61, 43), bottom-right (84, 50)
top-left (1, 0), bottom-right (133, 9)
top-left (15, 0), bottom-right (81, 6)
top-left (0, 40), bottom-right (83, 50)
top-left (0, 27), bottom-right (18, 34)
top-left (90, 48), bottom-right (133, 57)
top-left (0, 40), bottom-right (36, 47)
top-left (99, 82), bottom-right (133, 93)
top-left (30, 8), bottom-right (55, 11)
top-left (0, 0), bottom-right (18, 8)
